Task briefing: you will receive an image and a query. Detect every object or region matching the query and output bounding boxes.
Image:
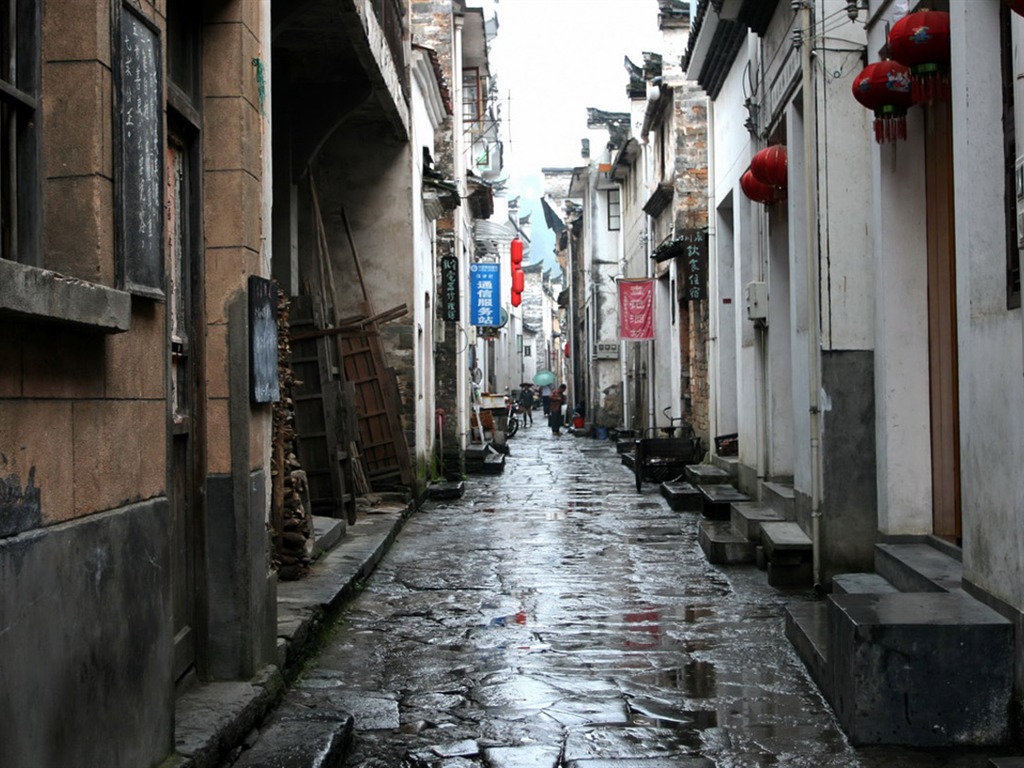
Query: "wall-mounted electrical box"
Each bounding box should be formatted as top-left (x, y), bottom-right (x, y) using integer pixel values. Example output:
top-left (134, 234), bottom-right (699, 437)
top-left (745, 281), bottom-right (768, 321)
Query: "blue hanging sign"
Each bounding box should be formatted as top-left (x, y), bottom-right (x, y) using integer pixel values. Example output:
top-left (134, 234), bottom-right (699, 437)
top-left (469, 263), bottom-right (500, 326)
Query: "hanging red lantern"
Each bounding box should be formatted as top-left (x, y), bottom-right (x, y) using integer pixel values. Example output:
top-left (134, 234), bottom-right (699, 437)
top-left (740, 169), bottom-right (779, 205)
top-left (750, 145), bottom-right (787, 189)
top-left (852, 60), bottom-right (914, 143)
top-left (887, 10), bottom-right (950, 103)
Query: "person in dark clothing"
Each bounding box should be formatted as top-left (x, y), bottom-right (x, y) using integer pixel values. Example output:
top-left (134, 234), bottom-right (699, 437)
top-left (518, 384), bottom-right (534, 426)
top-left (548, 384), bottom-right (567, 436)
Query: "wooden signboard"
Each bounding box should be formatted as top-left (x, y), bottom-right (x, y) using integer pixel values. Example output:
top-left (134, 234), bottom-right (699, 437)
top-left (116, 3), bottom-right (165, 298)
top-left (249, 276), bottom-right (280, 403)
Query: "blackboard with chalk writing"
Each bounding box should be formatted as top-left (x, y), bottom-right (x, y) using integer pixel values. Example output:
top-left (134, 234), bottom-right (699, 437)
top-left (249, 276), bottom-right (280, 404)
top-left (117, 4), bottom-right (165, 298)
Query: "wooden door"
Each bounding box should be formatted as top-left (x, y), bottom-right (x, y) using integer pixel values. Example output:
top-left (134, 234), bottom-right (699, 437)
top-left (169, 134), bottom-right (203, 682)
top-left (925, 99), bottom-right (962, 543)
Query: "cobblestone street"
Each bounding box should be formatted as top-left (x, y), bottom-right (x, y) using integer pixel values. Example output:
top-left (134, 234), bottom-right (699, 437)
top-left (278, 425), bottom-right (1006, 767)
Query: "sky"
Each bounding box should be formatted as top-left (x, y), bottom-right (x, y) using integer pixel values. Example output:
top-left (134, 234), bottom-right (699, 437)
top-left (483, 0), bottom-right (665, 269)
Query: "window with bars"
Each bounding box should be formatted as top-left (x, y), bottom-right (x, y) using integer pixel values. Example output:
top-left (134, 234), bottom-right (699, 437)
top-left (608, 188), bottom-right (621, 231)
top-left (0, 0), bottom-right (40, 265)
top-left (462, 67), bottom-right (485, 132)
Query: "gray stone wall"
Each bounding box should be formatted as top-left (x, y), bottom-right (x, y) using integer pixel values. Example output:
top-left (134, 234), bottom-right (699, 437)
top-left (0, 500), bottom-right (173, 768)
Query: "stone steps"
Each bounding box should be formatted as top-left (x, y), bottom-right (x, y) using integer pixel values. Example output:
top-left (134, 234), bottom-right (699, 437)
top-left (697, 519), bottom-right (755, 565)
top-left (659, 480), bottom-right (701, 512)
top-left (684, 464), bottom-right (730, 486)
top-left (785, 539), bottom-right (1014, 747)
top-left (698, 483), bottom-right (750, 520)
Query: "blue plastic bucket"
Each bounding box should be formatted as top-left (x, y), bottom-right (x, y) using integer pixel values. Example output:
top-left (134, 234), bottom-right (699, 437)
top-left (595, 426), bottom-right (608, 440)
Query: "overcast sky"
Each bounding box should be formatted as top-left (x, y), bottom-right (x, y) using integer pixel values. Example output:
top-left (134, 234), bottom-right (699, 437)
top-left (487, 0), bottom-right (663, 201)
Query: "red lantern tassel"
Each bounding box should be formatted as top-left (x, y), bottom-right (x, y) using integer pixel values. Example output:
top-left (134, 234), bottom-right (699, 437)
top-left (873, 113), bottom-right (907, 144)
top-left (911, 65), bottom-right (950, 103)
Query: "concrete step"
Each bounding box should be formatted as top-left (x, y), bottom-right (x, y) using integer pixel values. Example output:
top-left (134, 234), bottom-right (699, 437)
top-left (730, 503), bottom-right (784, 542)
top-left (427, 480), bottom-right (465, 500)
top-left (829, 590), bottom-right (1012, 746)
top-left (767, 560), bottom-right (812, 588)
top-left (761, 481), bottom-right (795, 519)
top-left (990, 759), bottom-right (1024, 767)
top-left (233, 710), bottom-right (353, 767)
top-left (684, 464), bottom-right (731, 486)
top-left (784, 600), bottom-right (829, 691)
top-left (312, 516), bottom-right (345, 559)
top-left (698, 484), bottom-right (751, 520)
top-left (875, 542), bottom-right (961, 592)
top-left (660, 480), bottom-right (701, 512)
top-left (831, 572), bottom-right (899, 594)
top-left (759, 521), bottom-right (812, 563)
top-left (698, 519), bottom-right (755, 565)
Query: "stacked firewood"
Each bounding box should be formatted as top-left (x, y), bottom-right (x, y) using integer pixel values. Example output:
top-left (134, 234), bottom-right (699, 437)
top-left (272, 290), bottom-right (313, 580)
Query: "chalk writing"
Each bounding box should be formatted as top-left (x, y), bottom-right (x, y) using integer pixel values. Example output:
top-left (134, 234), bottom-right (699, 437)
top-left (118, 6), bottom-right (164, 297)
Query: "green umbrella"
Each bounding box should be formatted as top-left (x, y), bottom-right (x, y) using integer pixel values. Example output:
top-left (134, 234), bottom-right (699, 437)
top-left (533, 370), bottom-right (556, 387)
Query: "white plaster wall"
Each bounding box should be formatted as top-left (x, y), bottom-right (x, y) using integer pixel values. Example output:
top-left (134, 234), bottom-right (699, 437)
top-left (712, 197), bottom-right (738, 436)
top-left (410, 68), bottom-right (437, 470)
top-left (864, 16), bottom-right (933, 536)
top-left (708, 35), bottom-right (760, 464)
top-left (952, 3), bottom-right (1024, 608)
top-left (815, 9), bottom-right (874, 352)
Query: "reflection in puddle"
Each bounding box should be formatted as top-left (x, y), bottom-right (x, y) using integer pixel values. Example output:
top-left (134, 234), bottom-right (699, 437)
top-left (632, 660), bottom-right (718, 699)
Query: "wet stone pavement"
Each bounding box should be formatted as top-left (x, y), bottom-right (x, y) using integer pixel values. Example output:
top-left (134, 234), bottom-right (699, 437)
top-left (283, 424), bottom-right (1005, 767)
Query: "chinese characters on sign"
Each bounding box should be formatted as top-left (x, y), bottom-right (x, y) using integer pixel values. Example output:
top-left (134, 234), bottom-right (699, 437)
top-left (618, 278), bottom-right (655, 340)
top-left (469, 263), bottom-right (500, 327)
top-left (441, 255), bottom-right (459, 321)
top-left (678, 228), bottom-right (708, 301)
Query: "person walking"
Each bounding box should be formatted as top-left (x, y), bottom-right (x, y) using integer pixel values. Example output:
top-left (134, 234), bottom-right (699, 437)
top-left (517, 383), bottom-right (534, 427)
top-left (540, 383), bottom-right (553, 417)
top-left (548, 383), bottom-right (567, 436)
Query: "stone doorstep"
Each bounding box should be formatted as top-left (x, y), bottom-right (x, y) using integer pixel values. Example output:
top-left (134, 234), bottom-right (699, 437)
top-left (697, 519), bottom-right (755, 565)
top-left (875, 542), bottom-right (962, 593)
top-left (767, 560), bottom-right (812, 588)
top-left (659, 481), bottom-right (701, 512)
top-left (699, 484), bottom-right (751, 521)
top-left (231, 716), bottom-right (353, 768)
top-left (730, 502), bottom-right (784, 542)
top-left (312, 516), bottom-right (344, 558)
top-left (828, 591), bottom-right (1013, 747)
top-left (684, 464), bottom-right (731, 485)
top-left (427, 480), bottom-right (465, 500)
top-left (784, 600), bottom-right (829, 689)
top-left (831, 572), bottom-right (899, 595)
top-left (759, 521), bottom-right (812, 562)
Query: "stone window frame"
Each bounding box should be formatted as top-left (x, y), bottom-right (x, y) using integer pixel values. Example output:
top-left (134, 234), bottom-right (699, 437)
top-left (0, 0), bottom-right (131, 333)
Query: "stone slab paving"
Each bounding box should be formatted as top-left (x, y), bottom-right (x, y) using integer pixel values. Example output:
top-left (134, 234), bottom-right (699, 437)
top-left (226, 427), bottom-right (1015, 767)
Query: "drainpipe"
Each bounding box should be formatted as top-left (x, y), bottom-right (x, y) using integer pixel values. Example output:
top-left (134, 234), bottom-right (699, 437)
top-left (799, 0), bottom-right (824, 591)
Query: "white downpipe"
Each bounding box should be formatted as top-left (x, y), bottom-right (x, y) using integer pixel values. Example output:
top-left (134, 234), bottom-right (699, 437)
top-left (801, 1), bottom-right (824, 590)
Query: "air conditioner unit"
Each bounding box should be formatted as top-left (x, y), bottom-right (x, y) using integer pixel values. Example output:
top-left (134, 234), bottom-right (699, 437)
top-left (745, 281), bottom-right (768, 321)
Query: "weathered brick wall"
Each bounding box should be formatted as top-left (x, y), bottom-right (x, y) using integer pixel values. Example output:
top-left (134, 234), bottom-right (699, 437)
top-left (674, 81), bottom-right (710, 445)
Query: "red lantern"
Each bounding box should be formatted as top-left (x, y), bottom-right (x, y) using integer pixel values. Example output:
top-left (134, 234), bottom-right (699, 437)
top-left (852, 60), bottom-right (914, 143)
top-left (510, 237), bottom-right (523, 265)
top-left (740, 169), bottom-right (779, 205)
top-left (751, 145), bottom-right (787, 189)
top-left (888, 10), bottom-right (950, 103)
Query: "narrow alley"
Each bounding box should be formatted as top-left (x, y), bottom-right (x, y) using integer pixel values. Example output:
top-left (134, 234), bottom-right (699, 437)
top-left (247, 426), bottom-right (1009, 768)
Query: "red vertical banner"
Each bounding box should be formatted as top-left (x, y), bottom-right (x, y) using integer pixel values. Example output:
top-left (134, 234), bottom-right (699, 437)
top-left (618, 278), bottom-right (655, 340)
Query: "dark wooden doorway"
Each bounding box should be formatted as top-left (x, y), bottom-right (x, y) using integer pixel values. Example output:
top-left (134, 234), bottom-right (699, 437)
top-left (168, 127), bottom-right (205, 684)
top-left (924, 99), bottom-right (961, 544)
